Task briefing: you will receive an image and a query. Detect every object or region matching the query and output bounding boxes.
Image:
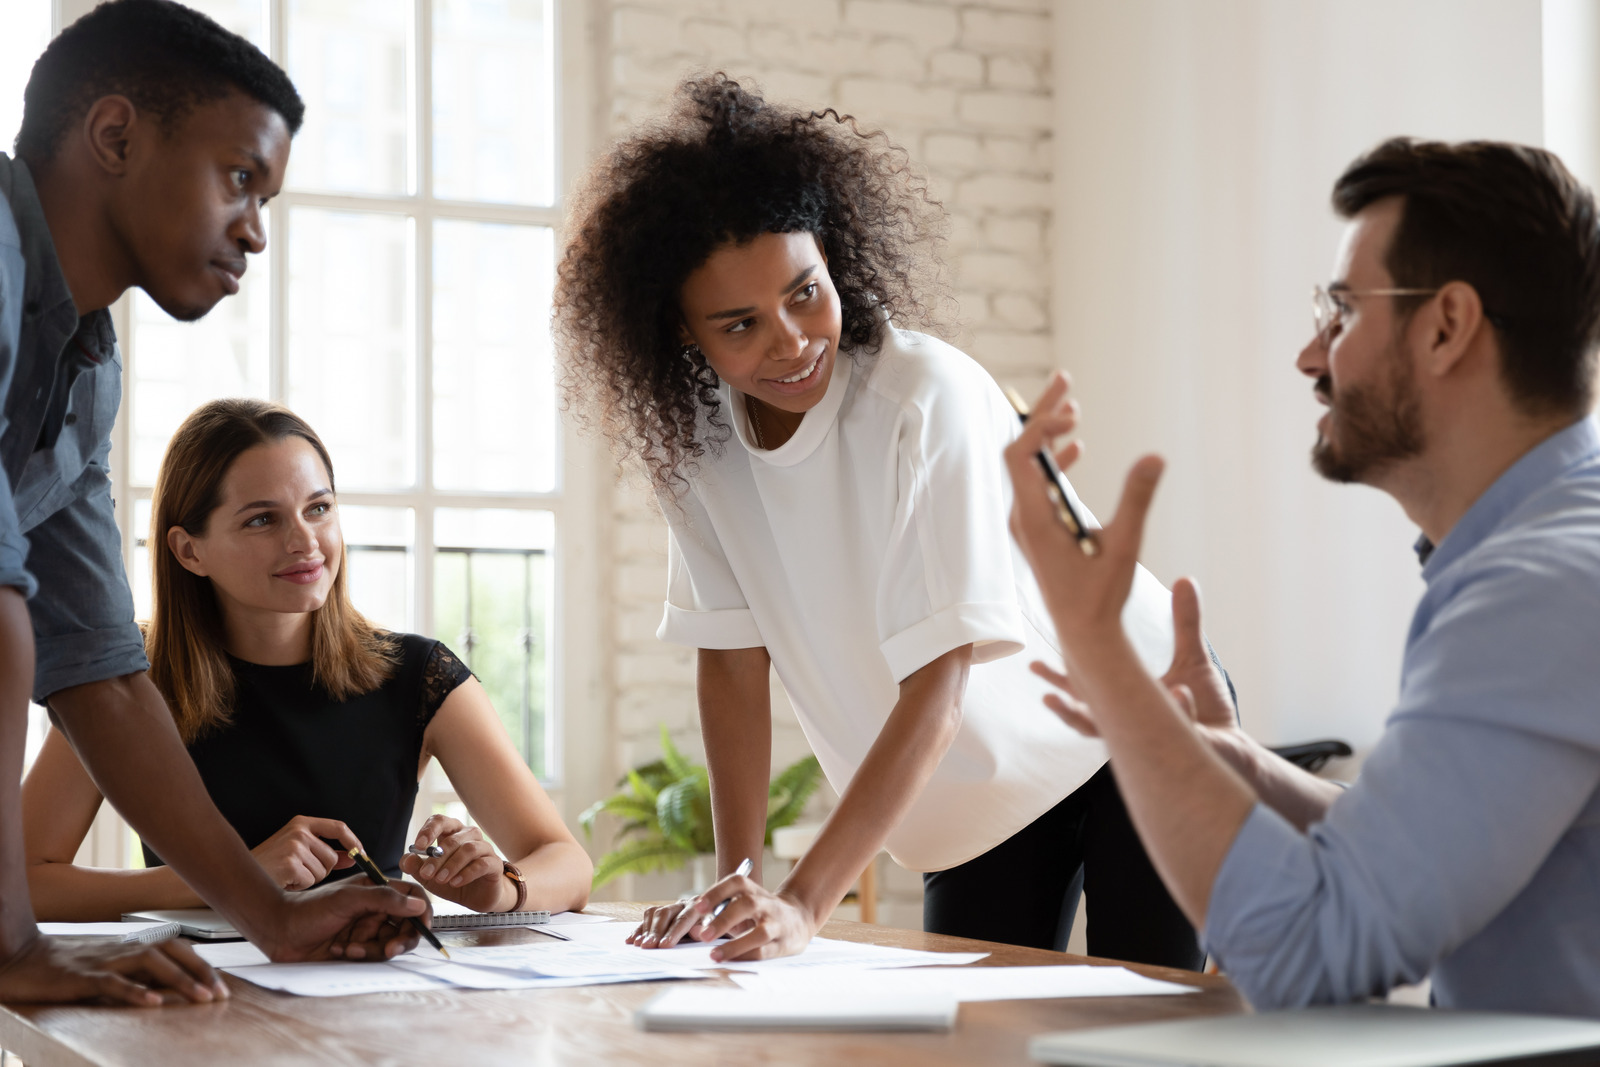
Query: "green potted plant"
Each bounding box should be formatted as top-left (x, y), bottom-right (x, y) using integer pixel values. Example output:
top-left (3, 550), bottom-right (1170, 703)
top-left (580, 725), bottom-right (822, 889)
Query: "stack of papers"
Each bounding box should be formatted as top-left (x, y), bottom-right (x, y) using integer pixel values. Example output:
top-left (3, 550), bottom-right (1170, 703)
top-left (194, 930), bottom-right (705, 997)
top-left (194, 914), bottom-right (1194, 1008)
top-left (196, 917), bottom-right (994, 998)
top-left (550, 920), bottom-right (991, 972)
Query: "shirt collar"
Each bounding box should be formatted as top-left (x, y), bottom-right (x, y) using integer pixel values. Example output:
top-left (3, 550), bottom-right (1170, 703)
top-left (1419, 415), bottom-right (1600, 582)
top-left (0, 155), bottom-right (77, 326)
top-left (725, 351), bottom-right (853, 468)
top-left (0, 153), bottom-right (116, 365)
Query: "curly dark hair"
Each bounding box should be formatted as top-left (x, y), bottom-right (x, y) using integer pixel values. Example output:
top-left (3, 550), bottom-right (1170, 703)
top-left (554, 73), bottom-right (949, 496)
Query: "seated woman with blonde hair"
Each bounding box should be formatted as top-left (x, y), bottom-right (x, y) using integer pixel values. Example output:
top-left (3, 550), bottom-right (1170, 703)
top-left (23, 399), bottom-right (591, 919)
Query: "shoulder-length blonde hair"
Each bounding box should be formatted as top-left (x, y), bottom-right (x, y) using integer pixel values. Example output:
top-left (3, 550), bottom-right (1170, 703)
top-left (147, 398), bottom-right (397, 742)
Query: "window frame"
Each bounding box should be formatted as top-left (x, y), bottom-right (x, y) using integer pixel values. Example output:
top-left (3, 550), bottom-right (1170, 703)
top-left (99, 0), bottom-right (601, 827)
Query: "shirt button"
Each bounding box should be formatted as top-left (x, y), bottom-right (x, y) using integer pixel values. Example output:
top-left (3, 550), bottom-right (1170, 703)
top-left (64, 414), bottom-right (77, 426)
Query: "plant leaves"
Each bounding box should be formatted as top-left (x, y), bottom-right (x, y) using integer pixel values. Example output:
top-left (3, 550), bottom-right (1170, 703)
top-left (627, 758), bottom-right (678, 795)
top-left (657, 769), bottom-right (713, 850)
top-left (659, 724), bottom-right (694, 783)
top-left (765, 755), bottom-right (822, 843)
top-left (591, 835), bottom-right (695, 889)
top-left (626, 768), bottom-right (659, 806)
top-left (578, 794), bottom-right (657, 838)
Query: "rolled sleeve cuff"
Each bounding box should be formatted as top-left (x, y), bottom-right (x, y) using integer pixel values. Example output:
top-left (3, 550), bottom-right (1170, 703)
top-left (880, 601), bottom-right (1025, 683)
top-left (1202, 802), bottom-right (1321, 1010)
top-left (0, 533), bottom-right (36, 598)
top-left (657, 602), bottom-right (763, 649)
top-left (33, 623), bottom-right (151, 703)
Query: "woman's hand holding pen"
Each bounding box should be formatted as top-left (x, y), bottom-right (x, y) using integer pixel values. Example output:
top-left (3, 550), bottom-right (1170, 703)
top-left (399, 814), bottom-right (511, 912)
top-left (251, 815), bottom-right (361, 890)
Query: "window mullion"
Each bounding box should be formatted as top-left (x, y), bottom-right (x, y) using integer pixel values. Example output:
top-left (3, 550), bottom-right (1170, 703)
top-left (416, 0), bottom-right (435, 639)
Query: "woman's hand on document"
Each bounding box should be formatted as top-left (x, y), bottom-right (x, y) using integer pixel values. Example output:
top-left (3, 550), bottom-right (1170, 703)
top-left (0, 933), bottom-right (229, 1006)
top-left (630, 873), bottom-right (816, 962)
top-left (398, 814), bottom-right (511, 912)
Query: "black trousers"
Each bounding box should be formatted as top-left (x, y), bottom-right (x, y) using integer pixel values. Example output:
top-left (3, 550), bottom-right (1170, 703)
top-left (922, 762), bottom-right (1204, 970)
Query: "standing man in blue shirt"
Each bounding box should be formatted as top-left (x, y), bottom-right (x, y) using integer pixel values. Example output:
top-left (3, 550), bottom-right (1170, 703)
top-left (0, 0), bottom-right (426, 1005)
top-left (1008, 138), bottom-right (1600, 1016)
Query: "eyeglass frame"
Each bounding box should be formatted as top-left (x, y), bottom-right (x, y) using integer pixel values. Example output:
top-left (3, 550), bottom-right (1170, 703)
top-left (1311, 284), bottom-right (1512, 340)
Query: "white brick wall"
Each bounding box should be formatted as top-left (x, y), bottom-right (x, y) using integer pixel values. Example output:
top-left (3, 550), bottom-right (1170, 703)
top-left (590, 0), bottom-right (1056, 928)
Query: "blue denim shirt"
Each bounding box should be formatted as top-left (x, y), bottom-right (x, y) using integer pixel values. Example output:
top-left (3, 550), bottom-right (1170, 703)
top-left (0, 154), bottom-right (147, 700)
top-left (1206, 416), bottom-right (1600, 1017)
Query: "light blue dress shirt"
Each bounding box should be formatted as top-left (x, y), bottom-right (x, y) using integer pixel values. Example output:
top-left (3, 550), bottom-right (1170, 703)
top-left (0, 153), bottom-right (147, 701)
top-left (1205, 415), bottom-right (1600, 1017)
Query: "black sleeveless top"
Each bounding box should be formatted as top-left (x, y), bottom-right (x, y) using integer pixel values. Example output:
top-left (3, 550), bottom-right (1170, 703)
top-left (143, 633), bottom-right (474, 880)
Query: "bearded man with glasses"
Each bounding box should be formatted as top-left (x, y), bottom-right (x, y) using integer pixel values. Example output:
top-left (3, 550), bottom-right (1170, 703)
top-left (1007, 138), bottom-right (1600, 1016)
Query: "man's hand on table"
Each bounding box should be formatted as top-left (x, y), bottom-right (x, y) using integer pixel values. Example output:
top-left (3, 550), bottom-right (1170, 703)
top-left (0, 934), bottom-right (228, 1006)
top-left (256, 880), bottom-right (430, 962)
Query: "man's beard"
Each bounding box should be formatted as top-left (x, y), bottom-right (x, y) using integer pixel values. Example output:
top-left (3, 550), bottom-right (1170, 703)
top-left (1310, 341), bottom-right (1424, 484)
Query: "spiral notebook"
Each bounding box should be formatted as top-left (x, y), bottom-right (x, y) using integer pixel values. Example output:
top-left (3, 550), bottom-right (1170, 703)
top-left (428, 897), bottom-right (552, 929)
top-left (126, 900), bottom-right (553, 938)
top-left (40, 921), bottom-right (183, 944)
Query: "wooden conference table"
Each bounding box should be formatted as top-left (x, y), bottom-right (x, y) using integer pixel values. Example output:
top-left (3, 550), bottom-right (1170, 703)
top-left (0, 902), bottom-right (1246, 1066)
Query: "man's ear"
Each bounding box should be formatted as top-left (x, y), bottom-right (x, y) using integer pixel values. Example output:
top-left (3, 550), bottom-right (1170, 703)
top-left (1417, 280), bottom-right (1486, 379)
top-left (80, 95), bottom-right (141, 178)
top-left (167, 526), bottom-right (209, 578)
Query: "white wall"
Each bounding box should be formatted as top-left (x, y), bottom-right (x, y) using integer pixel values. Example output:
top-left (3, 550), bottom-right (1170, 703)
top-left (1053, 0), bottom-right (1543, 750)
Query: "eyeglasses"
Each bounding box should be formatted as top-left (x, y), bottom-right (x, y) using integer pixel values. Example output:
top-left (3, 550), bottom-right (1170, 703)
top-left (1311, 285), bottom-right (1439, 339)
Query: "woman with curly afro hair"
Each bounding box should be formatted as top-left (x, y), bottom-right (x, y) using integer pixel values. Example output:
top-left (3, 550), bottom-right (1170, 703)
top-left (556, 74), bottom-right (1201, 969)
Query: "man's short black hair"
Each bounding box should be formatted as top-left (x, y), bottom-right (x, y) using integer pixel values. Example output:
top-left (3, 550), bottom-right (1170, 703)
top-left (1333, 138), bottom-right (1600, 418)
top-left (15, 0), bottom-right (305, 164)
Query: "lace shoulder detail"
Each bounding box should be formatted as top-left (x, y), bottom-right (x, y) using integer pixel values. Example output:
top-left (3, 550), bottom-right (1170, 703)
top-left (419, 641), bottom-right (475, 725)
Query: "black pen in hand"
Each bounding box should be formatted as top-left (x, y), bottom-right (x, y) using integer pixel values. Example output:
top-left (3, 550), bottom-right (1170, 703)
top-left (1003, 385), bottom-right (1099, 555)
top-left (347, 847), bottom-right (450, 959)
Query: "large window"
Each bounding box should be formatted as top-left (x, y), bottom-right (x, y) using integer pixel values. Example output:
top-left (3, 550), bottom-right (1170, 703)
top-left (108, 0), bottom-right (570, 843)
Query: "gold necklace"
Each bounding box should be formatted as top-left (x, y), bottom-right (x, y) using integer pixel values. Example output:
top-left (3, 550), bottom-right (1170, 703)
top-left (747, 396), bottom-right (768, 450)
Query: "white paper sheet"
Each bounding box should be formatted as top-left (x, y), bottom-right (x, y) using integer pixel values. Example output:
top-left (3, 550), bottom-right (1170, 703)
top-left (544, 911), bottom-right (620, 925)
top-left (728, 964), bottom-right (1199, 1001)
top-left (430, 941), bottom-right (704, 980)
top-left (193, 940), bottom-right (705, 997)
top-left (555, 921), bottom-right (988, 973)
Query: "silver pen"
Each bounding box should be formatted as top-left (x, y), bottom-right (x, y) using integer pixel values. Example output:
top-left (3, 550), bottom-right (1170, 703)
top-left (707, 857), bottom-right (754, 922)
top-left (407, 844), bottom-right (444, 858)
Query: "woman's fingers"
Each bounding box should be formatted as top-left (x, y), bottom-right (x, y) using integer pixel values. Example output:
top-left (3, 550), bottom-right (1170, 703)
top-left (630, 902), bottom-right (689, 946)
top-left (692, 887), bottom-right (758, 943)
top-left (714, 921), bottom-right (784, 963)
top-left (653, 899), bottom-right (710, 948)
top-left (295, 816), bottom-right (363, 855)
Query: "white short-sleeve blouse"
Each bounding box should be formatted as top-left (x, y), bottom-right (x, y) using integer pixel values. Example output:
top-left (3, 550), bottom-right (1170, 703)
top-left (658, 328), bottom-right (1175, 871)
